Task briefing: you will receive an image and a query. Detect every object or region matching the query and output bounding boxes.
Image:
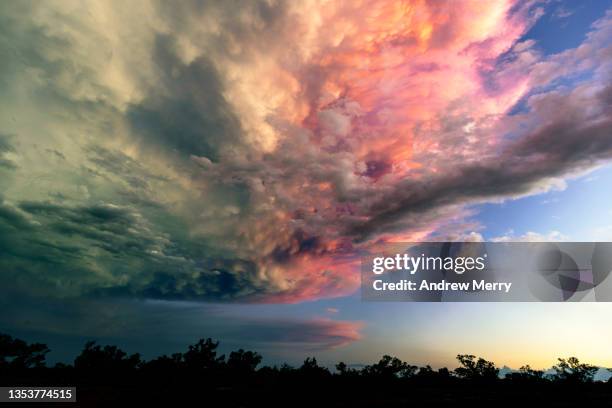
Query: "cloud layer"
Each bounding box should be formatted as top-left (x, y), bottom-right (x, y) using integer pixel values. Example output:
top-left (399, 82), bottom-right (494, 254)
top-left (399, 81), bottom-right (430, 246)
top-left (0, 0), bottom-right (611, 305)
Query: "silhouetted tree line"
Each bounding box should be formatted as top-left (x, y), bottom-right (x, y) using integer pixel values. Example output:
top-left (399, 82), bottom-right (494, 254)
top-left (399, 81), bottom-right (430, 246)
top-left (1, 332), bottom-right (610, 406)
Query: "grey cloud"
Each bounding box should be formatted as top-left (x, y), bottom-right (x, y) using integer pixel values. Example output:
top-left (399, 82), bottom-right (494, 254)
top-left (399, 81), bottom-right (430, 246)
top-left (0, 158), bottom-right (16, 170)
top-left (86, 145), bottom-right (168, 191)
top-left (127, 34), bottom-right (243, 160)
top-left (0, 0), bottom-right (611, 307)
top-left (155, 0), bottom-right (290, 61)
top-left (348, 85), bottom-right (612, 240)
top-left (0, 133), bottom-right (16, 170)
top-left (0, 198), bottom-right (35, 231)
top-left (45, 149), bottom-right (66, 161)
top-left (224, 318), bottom-right (362, 351)
top-left (0, 133), bottom-right (14, 153)
top-left (0, 2), bottom-right (117, 117)
top-left (0, 198), bottom-right (265, 301)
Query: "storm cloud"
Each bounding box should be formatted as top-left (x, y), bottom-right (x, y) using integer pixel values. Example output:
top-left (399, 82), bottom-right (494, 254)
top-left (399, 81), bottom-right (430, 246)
top-left (0, 0), bottom-right (611, 307)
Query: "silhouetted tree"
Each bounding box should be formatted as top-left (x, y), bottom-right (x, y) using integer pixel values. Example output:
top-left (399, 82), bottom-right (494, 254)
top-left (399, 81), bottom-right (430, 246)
top-left (279, 363), bottom-right (295, 375)
top-left (299, 357), bottom-right (331, 377)
top-left (183, 338), bottom-right (225, 371)
top-left (437, 367), bottom-right (452, 378)
top-left (553, 357), bottom-right (597, 383)
top-left (74, 341), bottom-right (141, 372)
top-left (505, 365), bottom-right (545, 382)
top-left (454, 354), bottom-right (498, 380)
top-left (415, 365), bottom-right (437, 379)
top-left (362, 355), bottom-right (417, 379)
top-left (257, 365), bottom-right (280, 376)
top-left (336, 361), bottom-right (359, 377)
top-left (410, 365), bottom-right (455, 385)
top-left (141, 353), bottom-right (183, 371)
top-left (227, 349), bottom-right (262, 373)
top-left (0, 333), bottom-right (49, 369)
top-left (4, 330), bottom-right (612, 407)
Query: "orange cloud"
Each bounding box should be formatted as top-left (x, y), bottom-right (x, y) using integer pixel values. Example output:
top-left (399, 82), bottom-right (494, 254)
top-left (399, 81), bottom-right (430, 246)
top-left (230, 0), bottom-right (542, 302)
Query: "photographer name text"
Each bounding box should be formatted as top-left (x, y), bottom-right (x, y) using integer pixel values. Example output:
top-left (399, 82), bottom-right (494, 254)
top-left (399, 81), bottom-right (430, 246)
top-left (370, 254), bottom-right (512, 293)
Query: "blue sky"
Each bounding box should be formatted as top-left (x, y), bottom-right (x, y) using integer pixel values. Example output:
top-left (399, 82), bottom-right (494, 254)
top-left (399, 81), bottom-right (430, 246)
top-left (522, 0), bottom-right (611, 55)
top-left (477, 164), bottom-right (612, 241)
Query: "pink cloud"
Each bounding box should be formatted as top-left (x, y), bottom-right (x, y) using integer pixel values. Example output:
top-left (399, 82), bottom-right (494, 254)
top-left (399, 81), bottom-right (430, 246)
top-left (231, 318), bottom-right (364, 350)
top-left (197, 3), bottom-right (612, 304)
top-left (231, 0), bottom-right (544, 301)
top-left (257, 4), bottom-right (612, 303)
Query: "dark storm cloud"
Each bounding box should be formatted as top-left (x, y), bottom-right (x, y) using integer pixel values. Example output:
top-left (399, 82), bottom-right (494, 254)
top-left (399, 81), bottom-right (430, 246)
top-left (86, 145), bottom-right (169, 190)
top-left (0, 197), bottom-right (265, 301)
top-left (124, 0), bottom-right (292, 161)
top-left (0, 0), bottom-right (611, 307)
top-left (348, 85), bottom-right (612, 240)
top-left (0, 198), bottom-right (34, 231)
top-left (0, 133), bottom-right (16, 170)
top-left (0, 133), bottom-right (14, 153)
top-left (0, 159), bottom-right (16, 170)
top-left (127, 34), bottom-right (243, 161)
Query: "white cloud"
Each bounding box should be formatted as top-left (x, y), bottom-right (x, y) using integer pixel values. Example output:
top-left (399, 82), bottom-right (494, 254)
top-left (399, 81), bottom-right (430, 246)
top-left (491, 230), bottom-right (569, 242)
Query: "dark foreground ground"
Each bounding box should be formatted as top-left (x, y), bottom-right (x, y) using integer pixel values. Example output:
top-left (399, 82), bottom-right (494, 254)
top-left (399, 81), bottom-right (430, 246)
top-left (3, 372), bottom-right (612, 407)
top-left (2, 333), bottom-right (611, 407)
top-left (63, 384), bottom-right (612, 407)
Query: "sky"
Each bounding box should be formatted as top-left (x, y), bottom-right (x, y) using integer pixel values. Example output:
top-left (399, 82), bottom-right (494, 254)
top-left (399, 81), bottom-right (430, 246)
top-left (0, 0), bottom-right (611, 370)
